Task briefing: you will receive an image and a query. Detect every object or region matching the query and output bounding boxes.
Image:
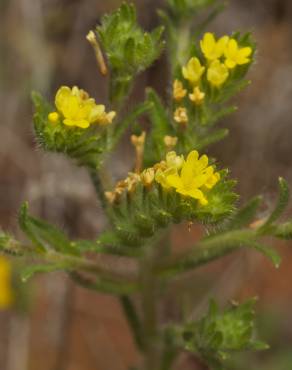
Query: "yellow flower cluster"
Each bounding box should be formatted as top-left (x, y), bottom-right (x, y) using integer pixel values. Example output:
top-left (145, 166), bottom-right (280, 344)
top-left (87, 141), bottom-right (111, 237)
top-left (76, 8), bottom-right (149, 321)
top-left (173, 33), bottom-right (252, 125)
top-left (182, 33), bottom-right (252, 89)
top-left (155, 150), bottom-right (220, 205)
top-left (0, 256), bottom-right (13, 309)
top-left (106, 150), bottom-right (220, 206)
top-left (48, 86), bottom-right (116, 129)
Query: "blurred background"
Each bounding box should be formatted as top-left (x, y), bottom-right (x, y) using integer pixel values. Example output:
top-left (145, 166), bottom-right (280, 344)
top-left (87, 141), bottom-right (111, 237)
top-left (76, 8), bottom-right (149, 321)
top-left (1, 0), bottom-right (292, 369)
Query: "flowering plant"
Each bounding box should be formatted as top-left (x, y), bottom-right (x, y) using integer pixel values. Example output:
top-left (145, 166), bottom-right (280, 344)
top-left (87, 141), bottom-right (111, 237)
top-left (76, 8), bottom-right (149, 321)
top-left (1, 1), bottom-right (292, 369)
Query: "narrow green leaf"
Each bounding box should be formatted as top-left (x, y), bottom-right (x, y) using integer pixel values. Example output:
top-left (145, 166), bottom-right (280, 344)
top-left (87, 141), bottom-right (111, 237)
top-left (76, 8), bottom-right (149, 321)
top-left (252, 243), bottom-right (282, 268)
top-left (146, 87), bottom-right (171, 136)
top-left (197, 129), bottom-right (229, 150)
top-left (228, 196), bottom-right (262, 230)
top-left (260, 177), bottom-right (289, 231)
top-left (18, 202), bottom-right (74, 254)
top-left (273, 221), bottom-right (292, 240)
top-left (21, 263), bottom-right (65, 282)
top-left (112, 101), bottom-right (152, 148)
top-left (19, 202), bottom-right (45, 252)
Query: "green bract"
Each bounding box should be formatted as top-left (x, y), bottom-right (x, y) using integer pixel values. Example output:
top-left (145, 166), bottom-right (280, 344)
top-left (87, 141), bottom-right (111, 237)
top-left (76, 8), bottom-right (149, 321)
top-left (96, 2), bottom-right (164, 105)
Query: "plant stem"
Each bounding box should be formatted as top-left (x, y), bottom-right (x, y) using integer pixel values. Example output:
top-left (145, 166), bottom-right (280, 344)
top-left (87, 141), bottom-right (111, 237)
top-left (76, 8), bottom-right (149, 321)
top-left (120, 295), bottom-right (144, 351)
top-left (90, 169), bottom-right (108, 211)
top-left (140, 251), bottom-right (162, 370)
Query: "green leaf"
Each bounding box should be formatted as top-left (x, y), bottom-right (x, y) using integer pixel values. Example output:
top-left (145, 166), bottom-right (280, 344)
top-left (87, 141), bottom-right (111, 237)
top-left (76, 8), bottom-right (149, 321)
top-left (252, 243), bottom-right (281, 268)
top-left (21, 263), bottom-right (66, 282)
top-left (228, 196), bottom-right (263, 230)
top-left (272, 221), bottom-right (292, 240)
top-left (18, 202), bottom-right (76, 255)
top-left (259, 177), bottom-right (289, 232)
top-left (111, 101), bottom-right (152, 148)
top-left (196, 129), bottom-right (229, 150)
top-left (144, 88), bottom-right (173, 165)
top-left (180, 299), bottom-right (267, 368)
top-left (167, 0), bottom-right (216, 19)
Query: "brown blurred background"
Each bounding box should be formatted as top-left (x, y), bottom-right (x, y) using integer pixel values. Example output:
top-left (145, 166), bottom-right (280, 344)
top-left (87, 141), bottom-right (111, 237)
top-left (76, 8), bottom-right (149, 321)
top-left (1, 0), bottom-right (292, 369)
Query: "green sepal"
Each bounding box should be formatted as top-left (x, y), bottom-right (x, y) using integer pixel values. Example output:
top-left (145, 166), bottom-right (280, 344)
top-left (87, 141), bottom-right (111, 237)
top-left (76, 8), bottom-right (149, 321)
top-left (194, 173), bottom-right (238, 224)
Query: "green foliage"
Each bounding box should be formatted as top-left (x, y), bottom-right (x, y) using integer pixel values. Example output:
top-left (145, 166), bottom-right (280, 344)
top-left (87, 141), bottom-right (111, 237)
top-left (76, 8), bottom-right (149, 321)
top-left (180, 299), bottom-right (267, 369)
top-left (18, 202), bottom-right (77, 255)
top-left (143, 88), bottom-right (175, 166)
top-left (96, 2), bottom-right (164, 104)
top-left (167, 0), bottom-right (216, 19)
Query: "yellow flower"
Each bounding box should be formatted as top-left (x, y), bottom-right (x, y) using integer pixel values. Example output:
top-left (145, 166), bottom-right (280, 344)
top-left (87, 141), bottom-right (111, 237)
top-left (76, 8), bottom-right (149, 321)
top-left (49, 86), bottom-right (116, 129)
top-left (0, 256), bottom-right (13, 309)
top-left (189, 86), bottom-right (205, 105)
top-left (173, 79), bottom-right (187, 101)
top-left (207, 60), bottom-right (229, 87)
top-left (165, 151), bottom-right (184, 170)
top-left (224, 39), bottom-right (252, 69)
top-left (200, 33), bottom-right (229, 61)
top-left (174, 107), bottom-right (188, 125)
top-left (182, 57), bottom-right (205, 85)
top-left (164, 135), bottom-right (178, 151)
top-left (164, 150), bottom-right (220, 205)
top-left (155, 152), bottom-right (184, 189)
top-left (140, 168), bottom-right (155, 187)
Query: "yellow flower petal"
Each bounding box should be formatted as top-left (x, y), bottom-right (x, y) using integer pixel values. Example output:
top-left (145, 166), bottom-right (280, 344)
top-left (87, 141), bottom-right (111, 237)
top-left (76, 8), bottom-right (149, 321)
top-left (166, 174), bottom-right (184, 189)
top-left (200, 33), bottom-right (229, 60)
top-left (0, 257), bottom-right (13, 309)
top-left (224, 39), bottom-right (252, 69)
top-left (48, 112), bottom-right (60, 124)
top-left (173, 79), bottom-right (187, 101)
top-left (182, 57), bottom-right (205, 85)
top-left (55, 86), bottom-right (71, 112)
top-left (207, 60), bottom-right (229, 87)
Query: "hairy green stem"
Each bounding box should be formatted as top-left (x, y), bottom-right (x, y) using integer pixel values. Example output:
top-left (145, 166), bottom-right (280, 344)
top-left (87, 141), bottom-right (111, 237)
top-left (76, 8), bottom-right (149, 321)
top-left (70, 272), bottom-right (138, 295)
top-left (90, 169), bottom-right (108, 211)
